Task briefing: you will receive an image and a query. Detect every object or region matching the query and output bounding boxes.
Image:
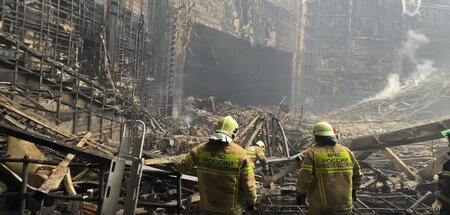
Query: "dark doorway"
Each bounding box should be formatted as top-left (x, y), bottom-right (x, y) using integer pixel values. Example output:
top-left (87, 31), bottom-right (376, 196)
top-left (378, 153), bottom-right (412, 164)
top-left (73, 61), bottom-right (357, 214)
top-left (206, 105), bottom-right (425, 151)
top-left (183, 24), bottom-right (293, 106)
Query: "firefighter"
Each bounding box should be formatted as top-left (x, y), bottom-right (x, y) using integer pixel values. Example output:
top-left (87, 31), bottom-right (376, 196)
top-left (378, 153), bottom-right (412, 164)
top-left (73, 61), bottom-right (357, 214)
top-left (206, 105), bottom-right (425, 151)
top-left (432, 129), bottom-right (450, 215)
top-left (175, 116), bottom-right (257, 215)
top-left (246, 140), bottom-right (269, 175)
top-left (296, 122), bottom-right (364, 215)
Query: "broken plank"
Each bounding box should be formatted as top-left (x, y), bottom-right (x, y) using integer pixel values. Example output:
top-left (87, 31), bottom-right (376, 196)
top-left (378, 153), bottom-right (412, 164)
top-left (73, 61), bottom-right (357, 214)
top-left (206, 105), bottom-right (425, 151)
top-left (263, 158), bottom-right (302, 187)
top-left (64, 168), bottom-right (77, 196)
top-left (209, 96), bottom-right (216, 112)
top-left (37, 132), bottom-right (92, 195)
top-left (237, 115), bottom-right (260, 141)
top-left (382, 148), bottom-right (419, 180)
top-left (346, 118), bottom-right (450, 151)
top-left (0, 95), bottom-right (75, 138)
top-left (0, 123), bottom-right (111, 163)
top-left (0, 95), bottom-right (114, 155)
top-left (144, 154), bottom-right (185, 165)
top-left (244, 122), bottom-right (263, 148)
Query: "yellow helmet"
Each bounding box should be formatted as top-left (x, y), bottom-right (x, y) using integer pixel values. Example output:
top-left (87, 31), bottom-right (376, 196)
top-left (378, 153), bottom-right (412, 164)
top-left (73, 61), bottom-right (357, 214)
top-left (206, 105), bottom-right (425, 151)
top-left (312, 122), bottom-right (335, 137)
top-left (216, 116), bottom-right (239, 139)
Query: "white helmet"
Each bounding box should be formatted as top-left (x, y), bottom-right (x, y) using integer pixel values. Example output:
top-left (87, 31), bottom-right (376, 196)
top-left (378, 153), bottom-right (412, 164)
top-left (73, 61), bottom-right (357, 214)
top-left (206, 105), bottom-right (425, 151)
top-left (255, 140), bottom-right (265, 151)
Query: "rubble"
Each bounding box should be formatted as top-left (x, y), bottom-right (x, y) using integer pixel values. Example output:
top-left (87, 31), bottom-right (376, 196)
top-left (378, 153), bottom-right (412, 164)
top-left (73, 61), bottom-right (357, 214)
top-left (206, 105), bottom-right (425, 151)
top-left (139, 96), bottom-right (441, 214)
top-left (0, 90), bottom-right (443, 214)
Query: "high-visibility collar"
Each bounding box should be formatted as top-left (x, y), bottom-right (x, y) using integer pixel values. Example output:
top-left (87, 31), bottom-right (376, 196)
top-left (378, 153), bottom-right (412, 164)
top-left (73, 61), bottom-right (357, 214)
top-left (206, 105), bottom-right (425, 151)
top-left (209, 132), bottom-right (233, 143)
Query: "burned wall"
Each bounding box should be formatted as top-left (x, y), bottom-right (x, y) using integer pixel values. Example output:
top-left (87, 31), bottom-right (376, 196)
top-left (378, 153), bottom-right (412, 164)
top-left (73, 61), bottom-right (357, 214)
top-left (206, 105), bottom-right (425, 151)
top-left (184, 24), bottom-right (292, 106)
top-left (0, 0), bottom-right (169, 142)
top-left (295, 0), bottom-right (450, 114)
top-left (191, 0), bottom-right (297, 52)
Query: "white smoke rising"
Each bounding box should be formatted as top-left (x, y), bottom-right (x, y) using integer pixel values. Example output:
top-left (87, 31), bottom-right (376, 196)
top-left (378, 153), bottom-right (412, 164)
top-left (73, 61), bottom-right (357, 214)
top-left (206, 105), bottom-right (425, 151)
top-left (184, 114), bottom-right (193, 125)
top-left (372, 30), bottom-right (439, 100)
top-left (408, 59), bottom-right (438, 86)
top-left (399, 30), bottom-right (430, 64)
top-left (374, 73), bottom-right (400, 99)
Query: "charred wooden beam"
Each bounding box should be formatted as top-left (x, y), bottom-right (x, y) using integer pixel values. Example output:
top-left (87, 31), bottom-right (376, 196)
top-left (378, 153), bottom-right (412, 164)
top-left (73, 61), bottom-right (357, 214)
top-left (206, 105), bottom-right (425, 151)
top-left (382, 148), bottom-right (419, 180)
top-left (236, 115), bottom-right (260, 141)
top-left (244, 121), bottom-right (263, 148)
top-left (37, 132), bottom-right (92, 197)
top-left (263, 157), bottom-right (302, 187)
top-left (0, 94), bottom-right (114, 155)
top-left (346, 118), bottom-right (450, 151)
top-left (144, 154), bottom-right (185, 165)
top-left (0, 123), bottom-right (112, 164)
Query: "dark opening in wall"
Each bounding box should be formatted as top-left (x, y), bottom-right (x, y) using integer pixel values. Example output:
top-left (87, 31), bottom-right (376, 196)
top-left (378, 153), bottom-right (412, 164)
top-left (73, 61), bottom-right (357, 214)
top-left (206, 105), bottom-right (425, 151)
top-left (183, 24), bottom-right (293, 106)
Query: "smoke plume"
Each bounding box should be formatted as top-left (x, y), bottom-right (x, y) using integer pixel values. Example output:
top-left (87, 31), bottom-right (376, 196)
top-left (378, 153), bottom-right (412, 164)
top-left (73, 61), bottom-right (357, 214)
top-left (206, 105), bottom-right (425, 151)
top-left (373, 30), bottom-right (439, 100)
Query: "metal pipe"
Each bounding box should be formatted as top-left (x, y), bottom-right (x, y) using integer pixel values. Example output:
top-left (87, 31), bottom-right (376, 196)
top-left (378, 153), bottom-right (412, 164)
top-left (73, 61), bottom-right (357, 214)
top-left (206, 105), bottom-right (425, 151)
top-left (0, 192), bottom-right (97, 202)
top-left (96, 168), bottom-right (105, 215)
top-left (406, 191), bottom-right (433, 214)
top-left (136, 201), bottom-right (179, 208)
top-left (0, 157), bottom-right (100, 167)
top-left (177, 173), bottom-right (182, 215)
top-left (19, 155), bottom-right (29, 215)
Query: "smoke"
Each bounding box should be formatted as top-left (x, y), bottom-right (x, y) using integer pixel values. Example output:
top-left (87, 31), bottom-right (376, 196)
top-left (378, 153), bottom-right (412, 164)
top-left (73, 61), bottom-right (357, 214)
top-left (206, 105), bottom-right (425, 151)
top-left (374, 73), bottom-right (400, 99)
top-left (183, 114), bottom-right (194, 126)
top-left (407, 59), bottom-right (438, 86)
top-left (182, 97), bottom-right (196, 126)
top-left (399, 30), bottom-right (430, 65)
top-left (372, 30), bottom-right (439, 100)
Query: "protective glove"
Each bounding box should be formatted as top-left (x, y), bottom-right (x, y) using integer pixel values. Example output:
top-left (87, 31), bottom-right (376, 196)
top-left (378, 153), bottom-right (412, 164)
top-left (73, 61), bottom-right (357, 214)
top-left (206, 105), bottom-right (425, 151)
top-left (352, 190), bottom-right (357, 200)
top-left (246, 204), bottom-right (255, 211)
top-left (297, 193), bottom-right (306, 205)
top-left (432, 199), bottom-right (442, 214)
top-left (262, 166), bottom-right (269, 175)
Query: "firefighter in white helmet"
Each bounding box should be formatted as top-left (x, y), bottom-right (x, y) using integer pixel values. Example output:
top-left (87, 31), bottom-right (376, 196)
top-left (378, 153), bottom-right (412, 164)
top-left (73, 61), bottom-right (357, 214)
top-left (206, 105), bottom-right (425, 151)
top-left (246, 140), bottom-right (269, 175)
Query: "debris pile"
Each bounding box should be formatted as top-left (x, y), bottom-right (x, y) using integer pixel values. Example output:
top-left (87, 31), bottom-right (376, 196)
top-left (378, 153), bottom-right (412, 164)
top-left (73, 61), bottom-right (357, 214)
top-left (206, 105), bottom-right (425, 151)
top-left (0, 90), bottom-right (443, 214)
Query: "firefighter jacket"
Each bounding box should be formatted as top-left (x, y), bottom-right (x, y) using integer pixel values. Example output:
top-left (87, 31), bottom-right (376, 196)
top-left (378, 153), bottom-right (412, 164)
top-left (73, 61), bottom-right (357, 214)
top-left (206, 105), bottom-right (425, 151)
top-left (296, 142), bottom-right (364, 215)
top-left (175, 140), bottom-right (257, 215)
top-left (246, 146), bottom-right (269, 172)
top-left (437, 159), bottom-right (450, 213)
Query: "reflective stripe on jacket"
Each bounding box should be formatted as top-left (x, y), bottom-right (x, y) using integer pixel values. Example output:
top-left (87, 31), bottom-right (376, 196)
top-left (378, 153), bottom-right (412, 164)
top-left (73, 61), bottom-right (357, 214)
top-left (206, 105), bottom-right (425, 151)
top-left (296, 143), bottom-right (363, 214)
top-left (176, 140), bottom-right (257, 215)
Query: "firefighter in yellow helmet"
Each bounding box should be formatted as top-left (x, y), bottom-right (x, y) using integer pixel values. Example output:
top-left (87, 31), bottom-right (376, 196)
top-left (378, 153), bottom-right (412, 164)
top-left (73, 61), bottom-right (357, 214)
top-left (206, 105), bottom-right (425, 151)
top-left (175, 116), bottom-right (257, 215)
top-left (246, 141), bottom-right (269, 175)
top-left (296, 122), bottom-right (364, 215)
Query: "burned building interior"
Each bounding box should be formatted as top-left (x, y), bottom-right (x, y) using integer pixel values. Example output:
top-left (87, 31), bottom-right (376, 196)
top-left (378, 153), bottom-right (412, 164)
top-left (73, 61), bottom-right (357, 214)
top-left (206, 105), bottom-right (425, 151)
top-left (0, 0), bottom-right (450, 214)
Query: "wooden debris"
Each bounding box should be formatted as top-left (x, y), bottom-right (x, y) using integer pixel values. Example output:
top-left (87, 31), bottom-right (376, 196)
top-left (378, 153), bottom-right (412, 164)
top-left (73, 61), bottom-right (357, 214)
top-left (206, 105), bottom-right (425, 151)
top-left (63, 168), bottom-right (77, 196)
top-left (263, 158), bottom-right (302, 187)
top-left (0, 95), bottom-right (114, 155)
top-left (6, 136), bottom-right (51, 187)
top-left (244, 121), bottom-right (263, 148)
top-left (346, 118), bottom-right (450, 151)
top-left (382, 148), bottom-right (419, 181)
top-left (144, 154), bottom-right (185, 165)
top-left (209, 96), bottom-right (216, 112)
top-left (37, 132), bottom-right (91, 194)
top-left (236, 115), bottom-right (260, 141)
